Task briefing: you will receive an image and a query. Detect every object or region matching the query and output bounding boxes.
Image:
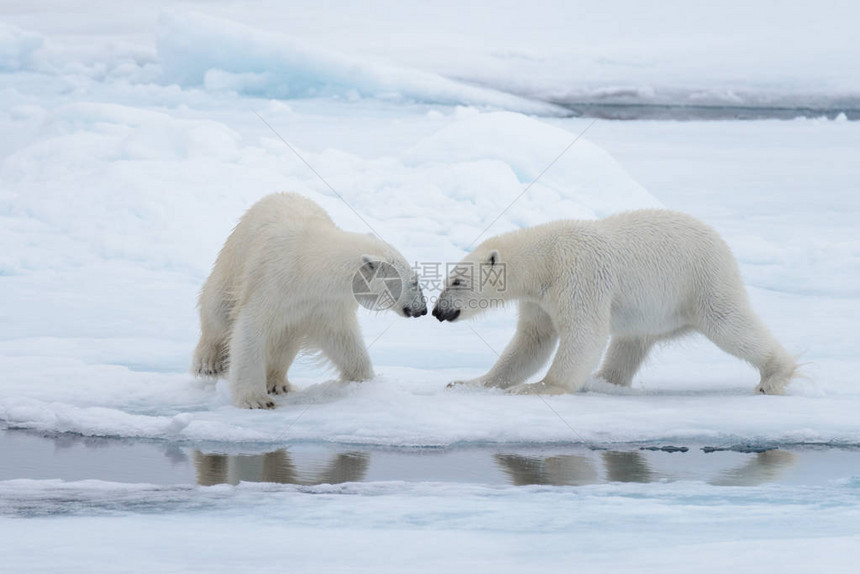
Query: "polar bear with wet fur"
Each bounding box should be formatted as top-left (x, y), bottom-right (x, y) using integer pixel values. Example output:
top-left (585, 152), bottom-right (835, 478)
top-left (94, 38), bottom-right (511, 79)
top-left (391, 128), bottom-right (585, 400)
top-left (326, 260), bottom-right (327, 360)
top-left (193, 192), bottom-right (427, 408)
top-left (433, 210), bottom-right (796, 395)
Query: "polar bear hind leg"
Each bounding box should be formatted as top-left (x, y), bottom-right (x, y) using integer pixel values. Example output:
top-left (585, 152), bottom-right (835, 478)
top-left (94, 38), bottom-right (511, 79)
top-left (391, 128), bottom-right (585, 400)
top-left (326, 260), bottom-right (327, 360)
top-left (266, 332), bottom-right (299, 395)
top-left (192, 294), bottom-right (232, 378)
top-left (596, 327), bottom-right (693, 387)
top-left (595, 336), bottom-right (657, 387)
top-left (696, 296), bottom-right (796, 395)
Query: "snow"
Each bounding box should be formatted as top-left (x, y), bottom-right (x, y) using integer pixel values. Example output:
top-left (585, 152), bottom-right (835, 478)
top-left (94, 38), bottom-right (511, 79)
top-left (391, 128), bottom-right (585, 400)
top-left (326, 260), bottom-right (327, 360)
top-left (5, 0), bottom-right (859, 111)
top-left (2, 479), bottom-right (859, 573)
top-left (0, 21), bottom-right (42, 72)
top-left (2, 2), bottom-right (859, 572)
top-left (157, 9), bottom-right (564, 115)
top-left (1, 370), bottom-right (858, 447)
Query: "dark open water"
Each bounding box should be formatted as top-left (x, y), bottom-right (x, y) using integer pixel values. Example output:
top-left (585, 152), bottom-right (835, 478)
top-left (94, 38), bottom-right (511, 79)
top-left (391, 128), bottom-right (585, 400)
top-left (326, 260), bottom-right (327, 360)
top-left (556, 102), bottom-right (860, 121)
top-left (2, 429), bottom-right (857, 487)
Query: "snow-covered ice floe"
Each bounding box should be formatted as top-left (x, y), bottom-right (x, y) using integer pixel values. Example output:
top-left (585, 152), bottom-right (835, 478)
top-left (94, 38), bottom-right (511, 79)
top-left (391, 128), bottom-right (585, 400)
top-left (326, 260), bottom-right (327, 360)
top-left (0, 477), bottom-right (858, 573)
top-left (1, 3), bottom-right (858, 451)
top-left (1, 368), bottom-right (859, 447)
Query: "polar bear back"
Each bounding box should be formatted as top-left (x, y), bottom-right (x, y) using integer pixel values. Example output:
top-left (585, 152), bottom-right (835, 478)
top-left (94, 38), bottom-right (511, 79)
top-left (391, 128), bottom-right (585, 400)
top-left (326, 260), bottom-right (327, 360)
top-left (207, 193), bottom-right (337, 308)
top-left (601, 209), bottom-right (738, 285)
top-left (230, 192), bottom-right (335, 257)
top-left (598, 210), bottom-right (742, 334)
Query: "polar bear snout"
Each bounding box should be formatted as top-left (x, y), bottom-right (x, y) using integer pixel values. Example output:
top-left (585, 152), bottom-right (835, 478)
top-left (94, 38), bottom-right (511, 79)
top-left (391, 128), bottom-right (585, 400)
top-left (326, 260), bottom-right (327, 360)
top-left (403, 304), bottom-right (428, 318)
top-left (432, 289), bottom-right (463, 321)
top-left (401, 284), bottom-right (428, 318)
top-left (432, 303), bottom-right (460, 322)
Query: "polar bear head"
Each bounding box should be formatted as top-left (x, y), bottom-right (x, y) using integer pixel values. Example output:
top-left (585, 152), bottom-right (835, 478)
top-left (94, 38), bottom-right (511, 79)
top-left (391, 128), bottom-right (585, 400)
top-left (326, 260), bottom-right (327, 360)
top-left (432, 245), bottom-right (507, 322)
top-left (353, 250), bottom-right (427, 318)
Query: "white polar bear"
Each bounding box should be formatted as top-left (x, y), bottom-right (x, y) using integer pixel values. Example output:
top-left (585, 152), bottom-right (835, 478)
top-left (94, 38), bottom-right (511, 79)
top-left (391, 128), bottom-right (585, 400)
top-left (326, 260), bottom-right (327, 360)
top-left (193, 192), bottom-right (426, 408)
top-left (433, 210), bottom-right (796, 395)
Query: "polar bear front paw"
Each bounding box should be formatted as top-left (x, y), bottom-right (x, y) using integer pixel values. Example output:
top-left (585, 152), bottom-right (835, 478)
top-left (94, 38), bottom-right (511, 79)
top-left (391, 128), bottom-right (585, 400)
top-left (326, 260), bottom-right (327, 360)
top-left (194, 352), bottom-right (228, 378)
top-left (237, 394), bottom-right (277, 409)
top-left (507, 381), bottom-right (568, 395)
top-left (267, 381), bottom-right (294, 395)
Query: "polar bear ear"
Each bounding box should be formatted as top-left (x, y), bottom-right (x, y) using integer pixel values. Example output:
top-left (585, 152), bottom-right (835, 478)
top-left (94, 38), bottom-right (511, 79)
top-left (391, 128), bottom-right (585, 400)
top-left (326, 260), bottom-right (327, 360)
top-left (362, 254), bottom-right (378, 270)
top-left (487, 250), bottom-right (500, 267)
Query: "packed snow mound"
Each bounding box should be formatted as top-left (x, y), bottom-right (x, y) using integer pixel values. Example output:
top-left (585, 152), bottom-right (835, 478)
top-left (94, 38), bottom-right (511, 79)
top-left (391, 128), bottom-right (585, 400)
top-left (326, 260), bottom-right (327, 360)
top-left (0, 22), bottom-right (43, 72)
top-left (0, 103), bottom-right (243, 276)
top-left (404, 111), bottom-right (658, 221)
top-left (1, 104), bottom-right (657, 278)
top-left (156, 10), bottom-right (564, 115)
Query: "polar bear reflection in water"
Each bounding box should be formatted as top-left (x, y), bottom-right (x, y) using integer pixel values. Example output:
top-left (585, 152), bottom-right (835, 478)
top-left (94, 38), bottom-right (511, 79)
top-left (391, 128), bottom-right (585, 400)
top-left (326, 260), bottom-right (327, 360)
top-left (495, 450), bottom-right (795, 487)
top-left (192, 448), bottom-right (794, 487)
top-left (194, 450), bottom-right (370, 486)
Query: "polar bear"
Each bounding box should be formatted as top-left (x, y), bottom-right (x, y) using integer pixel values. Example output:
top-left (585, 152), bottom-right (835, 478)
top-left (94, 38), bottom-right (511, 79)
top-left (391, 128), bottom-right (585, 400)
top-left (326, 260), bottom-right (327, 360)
top-left (193, 192), bottom-right (427, 408)
top-left (433, 210), bottom-right (796, 395)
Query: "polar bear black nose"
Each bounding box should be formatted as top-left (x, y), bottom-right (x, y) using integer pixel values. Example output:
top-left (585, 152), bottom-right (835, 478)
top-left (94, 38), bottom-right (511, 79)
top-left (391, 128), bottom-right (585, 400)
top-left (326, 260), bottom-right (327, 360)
top-left (404, 305), bottom-right (428, 318)
top-left (432, 306), bottom-right (460, 322)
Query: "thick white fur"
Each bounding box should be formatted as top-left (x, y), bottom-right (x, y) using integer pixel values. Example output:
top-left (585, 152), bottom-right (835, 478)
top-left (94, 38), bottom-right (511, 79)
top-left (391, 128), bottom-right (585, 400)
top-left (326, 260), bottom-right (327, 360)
top-left (192, 192), bottom-right (424, 408)
top-left (437, 210), bottom-right (796, 395)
